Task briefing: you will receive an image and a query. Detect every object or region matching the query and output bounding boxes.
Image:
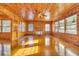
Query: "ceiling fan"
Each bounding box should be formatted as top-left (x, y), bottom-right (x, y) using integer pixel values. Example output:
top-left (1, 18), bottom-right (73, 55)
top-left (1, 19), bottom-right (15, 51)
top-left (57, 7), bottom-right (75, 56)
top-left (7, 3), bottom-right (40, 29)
top-left (34, 9), bottom-right (50, 20)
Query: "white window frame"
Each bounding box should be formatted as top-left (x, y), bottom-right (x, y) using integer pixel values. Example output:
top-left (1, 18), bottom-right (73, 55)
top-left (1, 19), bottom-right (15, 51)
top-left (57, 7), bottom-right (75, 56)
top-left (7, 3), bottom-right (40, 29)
top-left (66, 14), bottom-right (77, 34)
top-left (54, 22), bottom-right (59, 32)
top-left (19, 22), bottom-right (25, 32)
top-left (59, 20), bottom-right (64, 33)
top-left (2, 20), bottom-right (11, 32)
top-left (28, 24), bottom-right (33, 31)
top-left (45, 24), bottom-right (50, 31)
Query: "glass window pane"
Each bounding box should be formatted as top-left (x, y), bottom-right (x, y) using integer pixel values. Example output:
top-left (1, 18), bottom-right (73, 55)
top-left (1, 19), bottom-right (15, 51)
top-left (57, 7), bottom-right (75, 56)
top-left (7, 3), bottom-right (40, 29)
top-left (45, 24), bottom-right (50, 31)
top-left (19, 22), bottom-right (25, 32)
top-left (59, 20), bottom-right (64, 33)
top-left (28, 24), bottom-right (33, 31)
top-left (2, 20), bottom-right (11, 26)
top-left (54, 22), bottom-right (59, 32)
top-left (66, 14), bottom-right (77, 34)
top-left (2, 20), bottom-right (11, 32)
top-left (2, 27), bottom-right (10, 32)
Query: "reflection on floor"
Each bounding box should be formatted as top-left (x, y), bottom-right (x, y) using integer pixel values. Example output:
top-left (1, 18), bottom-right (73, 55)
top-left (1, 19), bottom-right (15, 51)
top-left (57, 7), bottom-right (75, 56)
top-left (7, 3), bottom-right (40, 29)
top-left (13, 45), bottom-right (57, 56)
top-left (25, 40), bottom-right (39, 46)
top-left (12, 36), bottom-right (57, 56)
top-left (13, 46), bottom-right (38, 56)
top-left (0, 43), bottom-right (11, 56)
top-left (39, 46), bottom-right (57, 56)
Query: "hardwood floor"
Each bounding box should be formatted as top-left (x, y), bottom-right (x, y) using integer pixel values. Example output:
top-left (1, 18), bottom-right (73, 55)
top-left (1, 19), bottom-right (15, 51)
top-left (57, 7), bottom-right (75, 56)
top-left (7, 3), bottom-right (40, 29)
top-left (12, 45), bottom-right (57, 56)
top-left (12, 35), bottom-right (57, 56)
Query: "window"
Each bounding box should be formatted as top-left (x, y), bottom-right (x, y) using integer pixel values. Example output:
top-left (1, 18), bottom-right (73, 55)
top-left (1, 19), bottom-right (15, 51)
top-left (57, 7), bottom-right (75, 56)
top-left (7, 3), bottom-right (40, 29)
top-left (45, 24), bottom-right (50, 31)
top-left (19, 22), bottom-right (25, 32)
top-left (28, 24), bottom-right (33, 31)
top-left (59, 20), bottom-right (64, 33)
top-left (28, 36), bottom-right (33, 46)
top-left (28, 10), bottom-right (34, 20)
top-left (66, 15), bottom-right (77, 34)
top-left (2, 20), bottom-right (11, 32)
top-left (54, 22), bottom-right (59, 32)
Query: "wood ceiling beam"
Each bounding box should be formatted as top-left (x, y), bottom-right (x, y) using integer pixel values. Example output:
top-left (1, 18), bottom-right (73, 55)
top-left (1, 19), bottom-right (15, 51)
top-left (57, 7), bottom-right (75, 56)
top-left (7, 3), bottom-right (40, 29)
top-left (0, 5), bottom-right (23, 22)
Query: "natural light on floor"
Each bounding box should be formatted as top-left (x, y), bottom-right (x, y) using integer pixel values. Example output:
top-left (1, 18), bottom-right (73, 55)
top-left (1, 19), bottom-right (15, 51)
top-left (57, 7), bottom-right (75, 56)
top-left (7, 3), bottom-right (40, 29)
top-left (13, 46), bottom-right (38, 56)
top-left (25, 40), bottom-right (39, 45)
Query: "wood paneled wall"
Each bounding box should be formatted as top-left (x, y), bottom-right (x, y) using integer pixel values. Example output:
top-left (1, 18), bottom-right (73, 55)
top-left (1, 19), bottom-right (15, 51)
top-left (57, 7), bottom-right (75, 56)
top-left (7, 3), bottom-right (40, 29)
top-left (53, 4), bottom-right (79, 51)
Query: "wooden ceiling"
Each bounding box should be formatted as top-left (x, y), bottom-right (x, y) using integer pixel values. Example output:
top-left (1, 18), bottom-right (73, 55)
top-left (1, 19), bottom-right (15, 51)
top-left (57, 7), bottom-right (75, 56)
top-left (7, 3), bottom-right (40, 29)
top-left (0, 3), bottom-right (76, 21)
